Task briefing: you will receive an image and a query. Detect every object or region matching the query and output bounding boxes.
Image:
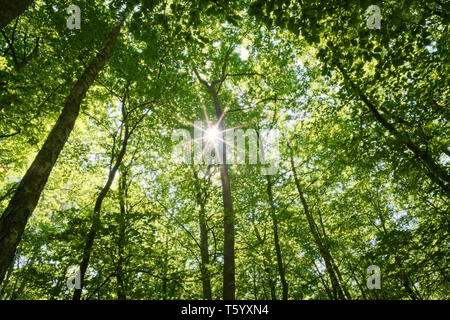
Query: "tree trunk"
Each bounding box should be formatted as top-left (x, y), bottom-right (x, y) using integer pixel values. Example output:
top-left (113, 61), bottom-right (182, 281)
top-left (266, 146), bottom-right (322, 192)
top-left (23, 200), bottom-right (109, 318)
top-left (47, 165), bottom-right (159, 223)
top-left (162, 239), bottom-right (169, 300)
top-left (330, 257), bottom-right (351, 299)
top-left (313, 260), bottom-right (334, 299)
top-left (0, 255), bottom-right (16, 299)
top-left (73, 109), bottom-right (130, 300)
top-left (253, 224), bottom-right (277, 300)
top-left (346, 260), bottom-right (367, 299)
top-left (288, 150), bottom-right (346, 299)
top-left (15, 38), bottom-right (40, 71)
top-left (11, 247), bottom-right (39, 299)
top-left (316, 208), bottom-right (351, 299)
top-left (395, 256), bottom-right (420, 300)
top-left (337, 63), bottom-right (450, 193)
top-left (0, 9), bottom-right (129, 286)
top-left (266, 178), bottom-right (289, 299)
top-left (193, 170), bottom-right (212, 300)
top-left (260, 135), bottom-right (288, 299)
top-left (49, 273), bottom-right (66, 300)
top-left (251, 265), bottom-right (259, 299)
top-left (208, 86), bottom-right (236, 300)
top-left (116, 168), bottom-right (128, 300)
top-left (377, 207), bottom-right (421, 300)
top-left (0, 0), bottom-right (34, 30)
top-left (198, 200), bottom-right (212, 299)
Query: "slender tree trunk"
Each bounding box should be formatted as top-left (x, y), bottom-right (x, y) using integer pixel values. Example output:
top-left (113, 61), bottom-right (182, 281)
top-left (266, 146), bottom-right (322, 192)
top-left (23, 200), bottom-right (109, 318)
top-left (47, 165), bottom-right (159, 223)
top-left (15, 38), bottom-right (40, 71)
top-left (337, 63), bottom-right (450, 193)
top-left (162, 239), bottom-right (168, 300)
top-left (11, 247), bottom-right (39, 300)
top-left (73, 110), bottom-right (130, 300)
top-left (346, 260), bottom-right (367, 299)
top-left (316, 209), bottom-right (351, 299)
top-left (330, 257), bottom-right (351, 299)
top-left (251, 265), bottom-right (259, 299)
top-left (312, 260), bottom-right (334, 299)
top-left (0, 255), bottom-right (16, 299)
top-left (260, 135), bottom-right (288, 299)
top-left (193, 69), bottom-right (236, 300)
top-left (288, 150), bottom-right (346, 299)
top-left (253, 224), bottom-right (277, 300)
top-left (198, 200), bottom-right (212, 299)
top-left (116, 168), bottom-right (128, 300)
top-left (209, 87), bottom-right (235, 300)
top-left (193, 170), bottom-right (212, 299)
top-left (49, 273), bottom-right (66, 300)
top-left (395, 257), bottom-right (420, 300)
top-left (0, 0), bottom-right (34, 30)
top-left (267, 181), bottom-right (289, 299)
top-left (378, 208), bottom-right (421, 300)
top-left (10, 272), bottom-right (27, 300)
top-left (0, 9), bottom-right (129, 286)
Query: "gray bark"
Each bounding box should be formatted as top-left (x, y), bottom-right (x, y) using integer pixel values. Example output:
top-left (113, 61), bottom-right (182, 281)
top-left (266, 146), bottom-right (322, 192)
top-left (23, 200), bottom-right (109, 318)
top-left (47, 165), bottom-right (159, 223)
top-left (0, 9), bottom-right (129, 286)
top-left (0, 0), bottom-right (34, 30)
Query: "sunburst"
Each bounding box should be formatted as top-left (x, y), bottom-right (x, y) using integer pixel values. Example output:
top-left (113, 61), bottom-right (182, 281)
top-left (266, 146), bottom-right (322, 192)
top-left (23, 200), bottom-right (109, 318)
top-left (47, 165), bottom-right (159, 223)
top-left (171, 105), bottom-right (248, 165)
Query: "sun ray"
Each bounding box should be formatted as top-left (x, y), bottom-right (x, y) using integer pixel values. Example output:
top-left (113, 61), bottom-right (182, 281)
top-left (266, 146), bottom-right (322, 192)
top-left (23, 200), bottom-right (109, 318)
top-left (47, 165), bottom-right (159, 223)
top-left (169, 107), bottom-right (252, 166)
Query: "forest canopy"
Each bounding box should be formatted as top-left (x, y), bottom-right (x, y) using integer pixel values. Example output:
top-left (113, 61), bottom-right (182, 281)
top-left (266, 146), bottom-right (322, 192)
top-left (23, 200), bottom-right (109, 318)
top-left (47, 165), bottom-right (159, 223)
top-left (0, 0), bottom-right (448, 300)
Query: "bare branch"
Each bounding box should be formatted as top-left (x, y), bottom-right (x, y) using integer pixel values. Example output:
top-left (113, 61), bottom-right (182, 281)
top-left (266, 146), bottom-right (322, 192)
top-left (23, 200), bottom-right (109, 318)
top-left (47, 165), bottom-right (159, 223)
top-left (226, 72), bottom-right (265, 78)
top-left (193, 68), bottom-right (210, 87)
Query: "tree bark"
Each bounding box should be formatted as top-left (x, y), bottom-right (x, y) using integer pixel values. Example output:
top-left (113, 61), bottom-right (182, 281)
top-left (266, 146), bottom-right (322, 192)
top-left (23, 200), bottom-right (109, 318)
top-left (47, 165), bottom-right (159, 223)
top-left (10, 247), bottom-right (39, 299)
top-left (260, 135), bottom-right (288, 299)
top-left (194, 69), bottom-right (236, 300)
top-left (116, 168), bottom-right (128, 300)
top-left (209, 86), bottom-right (235, 300)
top-left (337, 63), bottom-right (450, 193)
top-left (288, 149), bottom-right (346, 299)
top-left (316, 208), bottom-right (351, 299)
top-left (0, 0), bottom-right (34, 30)
top-left (73, 106), bottom-right (130, 300)
top-left (253, 224), bottom-right (277, 300)
top-left (266, 177), bottom-right (289, 299)
top-left (193, 170), bottom-right (212, 300)
top-left (0, 255), bottom-right (16, 299)
top-left (0, 9), bottom-right (129, 286)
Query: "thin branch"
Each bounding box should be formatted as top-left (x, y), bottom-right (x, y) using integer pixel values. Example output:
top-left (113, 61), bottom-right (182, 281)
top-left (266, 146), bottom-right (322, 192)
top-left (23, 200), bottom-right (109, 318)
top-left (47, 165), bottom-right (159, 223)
top-left (226, 72), bottom-right (265, 78)
top-left (193, 68), bottom-right (210, 87)
top-left (0, 129), bottom-right (21, 139)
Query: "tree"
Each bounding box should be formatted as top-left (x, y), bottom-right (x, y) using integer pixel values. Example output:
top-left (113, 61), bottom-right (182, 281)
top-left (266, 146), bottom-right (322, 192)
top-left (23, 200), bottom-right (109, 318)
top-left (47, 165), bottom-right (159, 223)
top-left (0, 0), bottom-right (34, 30)
top-left (0, 0), bottom-right (447, 301)
top-left (194, 58), bottom-right (237, 300)
top-left (0, 6), bottom-right (131, 285)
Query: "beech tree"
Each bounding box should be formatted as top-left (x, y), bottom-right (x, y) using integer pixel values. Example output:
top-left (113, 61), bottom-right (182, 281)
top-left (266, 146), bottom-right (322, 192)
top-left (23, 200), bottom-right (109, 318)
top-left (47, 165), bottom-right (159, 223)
top-left (0, 0), bottom-right (447, 300)
top-left (0, 0), bottom-right (35, 30)
top-left (0, 2), bottom-right (133, 284)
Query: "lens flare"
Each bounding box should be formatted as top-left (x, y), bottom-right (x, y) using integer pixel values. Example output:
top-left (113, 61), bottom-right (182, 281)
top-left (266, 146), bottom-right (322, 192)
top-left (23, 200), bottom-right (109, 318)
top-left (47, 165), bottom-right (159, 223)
top-left (205, 126), bottom-right (220, 143)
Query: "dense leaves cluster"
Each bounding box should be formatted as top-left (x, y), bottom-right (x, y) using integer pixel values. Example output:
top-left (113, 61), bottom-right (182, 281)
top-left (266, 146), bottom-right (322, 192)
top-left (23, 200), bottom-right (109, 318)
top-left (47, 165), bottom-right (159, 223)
top-left (0, 0), bottom-right (448, 300)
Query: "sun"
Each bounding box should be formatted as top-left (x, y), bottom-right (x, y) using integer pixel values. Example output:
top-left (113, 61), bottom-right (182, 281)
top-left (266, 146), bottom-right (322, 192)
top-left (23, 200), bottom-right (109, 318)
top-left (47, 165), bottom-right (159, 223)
top-left (205, 126), bottom-right (220, 143)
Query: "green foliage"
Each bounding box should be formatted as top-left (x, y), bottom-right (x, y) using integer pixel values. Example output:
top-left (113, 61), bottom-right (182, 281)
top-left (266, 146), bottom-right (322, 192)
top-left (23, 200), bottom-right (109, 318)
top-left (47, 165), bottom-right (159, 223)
top-left (0, 0), bottom-right (448, 300)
